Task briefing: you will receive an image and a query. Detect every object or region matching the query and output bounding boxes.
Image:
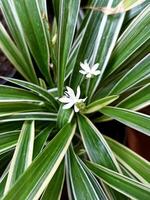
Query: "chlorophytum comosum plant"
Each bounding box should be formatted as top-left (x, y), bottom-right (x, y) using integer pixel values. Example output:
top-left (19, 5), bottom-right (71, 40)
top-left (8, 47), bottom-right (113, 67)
top-left (0, 0), bottom-right (150, 199)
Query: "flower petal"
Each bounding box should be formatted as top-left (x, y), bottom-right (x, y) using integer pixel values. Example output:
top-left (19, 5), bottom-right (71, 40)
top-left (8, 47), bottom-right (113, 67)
top-left (66, 86), bottom-right (76, 99)
top-left (79, 70), bottom-right (87, 75)
top-left (82, 97), bottom-right (87, 102)
top-left (59, 96), bottom-right (70, 103)
top-left (91, 63), bottom-right (99, 71)
top-left (74, 105), bottom-right (79, 112)
top-left (93, 70), bottom-right (101, 75)
top-left (63, 102), bottom-right (74, 109)
top-left (80, 61), bottom-right (90, 71)
top-left (76, 86), bottom-right (81, 99)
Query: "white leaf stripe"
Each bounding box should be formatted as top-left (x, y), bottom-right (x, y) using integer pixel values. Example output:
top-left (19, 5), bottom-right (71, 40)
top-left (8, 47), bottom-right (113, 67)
top-left (4, 121), bottom-right (35, 194)
top-left (67, 147), bottom-right (100, 200)
top-left (0, 0), bottom-right (38, 84)
top-left (0, 112), bottom-right (57, 123)
top-left (105, 5), bottom-right (150, 77)
top-left (100, 106), bottom-right (150, 136)
top-left (1, 77), bottom-right (58, 110)
top-left (0, 24), bottom-right (34, 82)
top-left (2, 123), bottom-right (76, 200)
top-left (87, 162), bottom-right (150, 200)
top-left (78, 114), bottom-right (121, 172)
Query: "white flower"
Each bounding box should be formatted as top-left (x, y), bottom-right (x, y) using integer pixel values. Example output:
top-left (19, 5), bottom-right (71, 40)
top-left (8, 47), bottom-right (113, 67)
top-left (79, 59), bottom-right (101, 78)
top-left (59, 86), bottom-right (86, 112)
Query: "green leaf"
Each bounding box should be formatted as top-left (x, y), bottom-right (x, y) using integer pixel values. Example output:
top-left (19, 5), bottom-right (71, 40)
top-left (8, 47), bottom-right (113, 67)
top-left (79, 157), bottom-right (109, 200)
top-left (0, 112), bottom-right (57, 123)
top-left (0, 123), bottom-right (21, 135)
top-left (117, 84), bottom-right (150, 110)
top-left (0, 167), bottom-right (8, 198)
top-left (78, 114), bottom-right (120, 171)
top-left (86, 0), bottom-right (144, 15)
top-left (100, 106), bottom-right (150, 136)
top-left (86, 162), bottom-right (150, 200)
top-left (4, 121), bottom-right (35, 194)
top-left (109, 55), bottom-right (150, 95)
top-left (57, 0), bottom-right (80, 96)
top-left (83, 95), bottom-right (119, 114)
top-left (77, 114), bottom-right (126, 199)
top-left (70, 0), bottom-right (107, 90)
top-left (52, 0), bottom-right (60, 22)
top-left (65, 31), bottom-right (84, 80)
top-left (0, 23), bottom-right (36, 83)
top-left (33, 125), bottom-right (53, 158)
top-left (57, 106), bottom-right (74, 129)
top-left (87, 7), bottom-right (125, 100)
top-left (2, 123), bottom-right (76, 200)
top-left (13, 0), bottom-right (51, 84)
top-left (41, 161), bottom-right (65, 200)
top-left (37, 0), bottom-right (56, 71)
top-left (1, 77), bottom-right (58, 110)
top-left (122, 0), bottom-right (145, 11)
top-left (67, 147), bottom-right (100, 200)
top-left (0, 85), bottom-right (44, 103)
top-left (105, 5), bottom-right (150, 77)
top-left (0, 131), bottom-right (19, 155)
top-left (105, 136), bottom-right (150, 184)
top-left (0, 102), bottom-right (46, 114)
top-left (0, 0), bottom-right (38, 84)
top-left (124, 0), bottom-right (149, 23)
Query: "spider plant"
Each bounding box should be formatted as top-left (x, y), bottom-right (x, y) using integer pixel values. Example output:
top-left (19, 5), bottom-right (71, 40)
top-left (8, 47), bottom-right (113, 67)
top-left (0, 0), bottom-right (150, 199)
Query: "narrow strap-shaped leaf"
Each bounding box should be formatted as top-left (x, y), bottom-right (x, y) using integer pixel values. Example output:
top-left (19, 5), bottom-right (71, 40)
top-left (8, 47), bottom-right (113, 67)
top-left (124, 0), bottom-right (149, 24)
top-left (79, 157), bottom-right (109, 200)
top-left (0, 112), bottom-right (57, 123)
top-left (0, 131), bottom-right (19, 155)
top-left (121, 0), bottom-right (146, 12)
top-left (78, 114), bottom-right (120, 171)
top-left (65, 30), bottom-right (84, 80)
top-left (57, 106), bottom-right (74, 129)
top-left (0, 123), bottom-right (21, 135)
top-left (0, 102), bottom-right (46, 114)
top-left (37, 0), bottom-right (50, 50)
top-left (13, 0), bottom-right (51, 84)
top-left (0, 166), bottom-right (9, 198)
top-left (77, 114), bottom-right (126, 199)
top-left (100, 106), bottom-right (150, 136)
top-left (109, 54), bottom-right (150, 95)
top-left (83, 95), bottom-right (118, 114)
top-left (105, 5), bottom-right (150, 77)
top-left (41, 161), bottom-right (65, 200)
top-left (0, 174), bottom-right (7, 198)
top-left (117, 84), bottom-right (150, 110)
top-left (33, 125), bottom-right (53, 158)
top-left (2, 122), bottom-right (76, 200)
top-left (37, 0), bottom-right (56, 70)
top-left (105, 136), bottom-right (150, 184)
top-left (0, 85), bottom-right (43, 103)
top-left (70, 0), bottom-right (106, 90)
top-left (52, 0), bottom-right (60, 22)
top-left (86, 161), bottom-right (150, 200)
top-left (4, 121), bottom-right (35, 194)
top-left (67, 147), bottom-right (100, 200)
top-left (57, 0), bottom-right (80, 96)
top-left (0, 23), bottom-right (35, 83)
top-left (87, 2), bottom-right (125, 100)
top-left (0, 0), bottom-right (38, 84)
top-left (0, 153), bottom-right (12, 173)
top-left (1, 77), bottom-right (58, 110)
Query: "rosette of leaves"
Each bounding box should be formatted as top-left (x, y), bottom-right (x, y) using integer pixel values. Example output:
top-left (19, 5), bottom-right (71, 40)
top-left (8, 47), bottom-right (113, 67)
top-left (0, 0), bottom-right (150, 200)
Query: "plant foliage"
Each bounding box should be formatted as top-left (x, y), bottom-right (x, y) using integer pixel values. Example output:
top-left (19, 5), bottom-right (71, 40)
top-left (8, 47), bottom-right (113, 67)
top-left (0, 0), bottom-right (150, 199)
